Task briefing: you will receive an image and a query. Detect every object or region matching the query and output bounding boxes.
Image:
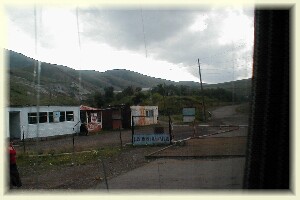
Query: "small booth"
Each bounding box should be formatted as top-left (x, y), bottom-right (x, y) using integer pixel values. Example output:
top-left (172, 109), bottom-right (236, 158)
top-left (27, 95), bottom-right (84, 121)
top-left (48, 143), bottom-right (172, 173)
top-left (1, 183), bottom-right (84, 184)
top-left (80, 105), bottom-right (102, 134)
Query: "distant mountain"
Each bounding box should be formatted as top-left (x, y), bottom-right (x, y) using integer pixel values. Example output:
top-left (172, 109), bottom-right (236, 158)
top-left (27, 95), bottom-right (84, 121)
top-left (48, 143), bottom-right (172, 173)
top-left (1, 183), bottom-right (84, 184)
top-left (203, 78), bottom-right (252, 99)
top-left (80, 69), bottom-right (175, 91)
top-left (6, 49), bottom-right (176, 106)
top-left (5, 49), bottom-right (251, 106)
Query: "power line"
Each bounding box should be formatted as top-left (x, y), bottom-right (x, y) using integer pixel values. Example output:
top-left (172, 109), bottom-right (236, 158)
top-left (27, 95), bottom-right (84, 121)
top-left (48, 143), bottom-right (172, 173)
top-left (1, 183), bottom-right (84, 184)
top-left (34, 4), bottom-right (42, 189)
top-left (199, 42), bottom-right (248, 61)
top-left (140, 8), bottom-right (148, 58)
top-left (76, 7), bottom-right (82, 103)
top-left (76, 7), bottom-right (82, 50)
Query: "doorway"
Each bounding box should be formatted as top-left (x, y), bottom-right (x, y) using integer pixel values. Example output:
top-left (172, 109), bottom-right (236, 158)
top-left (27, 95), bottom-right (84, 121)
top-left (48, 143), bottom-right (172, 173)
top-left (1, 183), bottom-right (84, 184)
top-left (9, 111), bottom-right (21, 140)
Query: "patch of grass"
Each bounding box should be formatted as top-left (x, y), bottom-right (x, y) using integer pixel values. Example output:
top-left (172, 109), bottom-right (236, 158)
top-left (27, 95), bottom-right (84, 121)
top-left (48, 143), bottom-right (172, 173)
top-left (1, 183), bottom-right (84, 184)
top-left (17, 146), bottom-right (123, 169)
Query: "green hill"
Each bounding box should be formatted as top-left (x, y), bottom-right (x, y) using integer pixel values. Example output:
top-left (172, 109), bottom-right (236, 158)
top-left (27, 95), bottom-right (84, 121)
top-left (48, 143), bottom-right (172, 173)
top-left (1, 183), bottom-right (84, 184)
top-left (5, 49), bottom-right (252, 106)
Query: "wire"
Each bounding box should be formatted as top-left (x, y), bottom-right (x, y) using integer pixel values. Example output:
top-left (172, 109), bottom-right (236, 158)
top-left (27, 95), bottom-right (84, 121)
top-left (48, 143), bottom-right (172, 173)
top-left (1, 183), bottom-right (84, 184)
top-left (140, 9), bottom-right (148, 58)
top-left (76, 7), bottom-right (82, 103)
top-left (34, 4), bottom-right (41, 189)
top-left (76, 7), bottom-right (82, 50)
top-left (199, 42), bottom-right (248, 61)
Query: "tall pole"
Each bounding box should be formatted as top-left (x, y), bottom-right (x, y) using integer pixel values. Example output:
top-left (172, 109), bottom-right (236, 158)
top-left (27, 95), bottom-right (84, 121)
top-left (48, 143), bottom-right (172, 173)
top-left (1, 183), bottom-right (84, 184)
top-left (198, 59), bottom-right (206, 122)
top-left (163, 83), bottom-right (167, 116)
top-left (131, 116), bottom-right (134, 145)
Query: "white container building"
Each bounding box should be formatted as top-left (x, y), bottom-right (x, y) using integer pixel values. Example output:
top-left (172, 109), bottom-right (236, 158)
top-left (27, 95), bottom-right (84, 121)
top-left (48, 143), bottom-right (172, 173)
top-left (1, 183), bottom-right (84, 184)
top-left (7, 106), bottom-right (81, 140)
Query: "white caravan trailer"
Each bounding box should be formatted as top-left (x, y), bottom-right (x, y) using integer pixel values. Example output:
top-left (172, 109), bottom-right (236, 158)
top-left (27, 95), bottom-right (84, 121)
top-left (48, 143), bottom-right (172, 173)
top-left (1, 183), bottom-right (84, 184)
top-left (7, 106), bottom-right (81, 140)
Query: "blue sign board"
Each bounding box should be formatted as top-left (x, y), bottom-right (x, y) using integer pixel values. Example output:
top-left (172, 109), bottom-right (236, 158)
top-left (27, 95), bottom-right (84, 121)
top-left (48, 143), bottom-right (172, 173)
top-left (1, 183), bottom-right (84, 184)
top-left (133, 133), bottom-right (170, 146)
top-left (183, 108), bottom-right (195, 116)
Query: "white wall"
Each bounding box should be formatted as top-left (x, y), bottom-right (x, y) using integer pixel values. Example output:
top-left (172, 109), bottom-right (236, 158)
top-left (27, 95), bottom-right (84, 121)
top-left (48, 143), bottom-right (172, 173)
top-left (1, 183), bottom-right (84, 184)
top-left (8, 106), bottom-right (81, 139)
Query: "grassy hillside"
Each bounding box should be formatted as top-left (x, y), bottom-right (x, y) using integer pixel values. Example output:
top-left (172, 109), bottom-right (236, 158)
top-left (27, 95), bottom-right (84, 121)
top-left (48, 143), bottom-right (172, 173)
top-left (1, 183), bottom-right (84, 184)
top-left (6, 49), bottom-right (177, 106)
top-left (203, 79), bottom-right (252, 101)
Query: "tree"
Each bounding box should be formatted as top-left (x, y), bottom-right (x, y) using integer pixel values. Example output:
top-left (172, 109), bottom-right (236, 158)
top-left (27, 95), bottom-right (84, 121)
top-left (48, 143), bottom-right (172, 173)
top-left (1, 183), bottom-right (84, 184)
top-left (122, 86), bottom-right (134, 96)
top-left (179, 85), bottom-right (190, 96)
top-left (133, 92), bottom-right (146, 105)
top-left (151, 93), bottom-right (163, 104)
top-left (165, 84), bottom-right (178, 96)
top-left (104, 86), bottom-right (114, 103)
top-left (135, 87), bottom-right (142, 93)
top-left (94, 92), bottom-right (105, 108)
top-left (151, 84), bottom-right (165, 96)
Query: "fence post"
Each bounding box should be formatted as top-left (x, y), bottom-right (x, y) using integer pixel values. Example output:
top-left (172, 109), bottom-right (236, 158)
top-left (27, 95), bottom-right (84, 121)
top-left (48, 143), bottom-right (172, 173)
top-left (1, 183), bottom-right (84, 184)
top-left (72, 129), bottom-right (75, 153)
top-left (101, 158), bottom-right (109, 191)
top-left (193, 120), bottom-right (196, 137)
top-left (22, 130), bottom-right (25, 153)
top-left (72, 128), bottom-right (75, 165)
top-left (131, 116), bottom-right (134, 145)
top-left (168, 114), bottom-right (172, 144)
top-left (119, 126), bottom-right (123, 149)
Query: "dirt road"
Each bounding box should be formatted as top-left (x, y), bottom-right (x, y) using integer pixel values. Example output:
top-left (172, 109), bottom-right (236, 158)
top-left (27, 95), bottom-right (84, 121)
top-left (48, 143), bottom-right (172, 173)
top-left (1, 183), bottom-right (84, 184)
top-left (211, 104), bottom-right (250, 125)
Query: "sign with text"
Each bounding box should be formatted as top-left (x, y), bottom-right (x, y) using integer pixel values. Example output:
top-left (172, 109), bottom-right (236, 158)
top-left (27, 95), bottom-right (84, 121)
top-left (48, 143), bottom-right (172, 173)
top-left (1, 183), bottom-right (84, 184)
top-left (183, 108), bottom-right (196, 116)
top-left (183, 108), bottom-right (196, 122)
top-left (133, 134), bottom-right (170, 146)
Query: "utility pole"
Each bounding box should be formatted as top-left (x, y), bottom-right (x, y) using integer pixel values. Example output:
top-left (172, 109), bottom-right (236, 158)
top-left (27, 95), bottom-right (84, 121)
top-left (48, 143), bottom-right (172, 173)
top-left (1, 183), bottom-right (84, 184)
top-left (198, 59), bottom-right (206, 122)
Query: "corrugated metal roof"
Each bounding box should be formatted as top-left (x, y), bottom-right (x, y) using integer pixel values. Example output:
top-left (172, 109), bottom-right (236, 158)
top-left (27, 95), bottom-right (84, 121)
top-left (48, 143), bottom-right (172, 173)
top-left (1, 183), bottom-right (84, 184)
top-left (80, 105), bottom-right (101, 111)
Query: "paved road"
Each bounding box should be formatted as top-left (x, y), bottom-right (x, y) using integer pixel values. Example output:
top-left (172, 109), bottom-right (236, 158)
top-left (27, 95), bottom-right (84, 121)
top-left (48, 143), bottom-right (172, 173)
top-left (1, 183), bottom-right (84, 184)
top-left (95, 157), bottom-right (245, 190)
top-left (94, 104), bottom-right (249, 190)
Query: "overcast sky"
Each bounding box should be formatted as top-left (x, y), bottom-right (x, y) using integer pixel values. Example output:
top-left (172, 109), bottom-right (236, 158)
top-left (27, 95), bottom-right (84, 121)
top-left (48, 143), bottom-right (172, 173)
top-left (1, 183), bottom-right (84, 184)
top-left (4, 4), bottom-right (254, 83)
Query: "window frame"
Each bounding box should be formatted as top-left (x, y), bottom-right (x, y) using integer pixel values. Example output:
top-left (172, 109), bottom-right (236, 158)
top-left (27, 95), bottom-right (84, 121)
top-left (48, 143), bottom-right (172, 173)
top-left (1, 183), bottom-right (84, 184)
top-left (66, 111), bottom-right (74, 121)
top-left (28, 112), bottom-right (37, 124)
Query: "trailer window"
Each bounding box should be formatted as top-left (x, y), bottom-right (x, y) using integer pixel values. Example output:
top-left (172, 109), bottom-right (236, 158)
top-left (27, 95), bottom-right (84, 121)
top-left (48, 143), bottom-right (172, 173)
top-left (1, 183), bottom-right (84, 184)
top-left (146, 110), bottom-right (154, 117)
top-left (49, 112), bottom-right (54, 123)
top-left (66, 111), bottom-right (74, 121)
top-left (60, 111), bottom-right (66, 122)
top-left (39, 112), bottom-right (48, 123)
top-left (28, 113), bottom-right (37, 124)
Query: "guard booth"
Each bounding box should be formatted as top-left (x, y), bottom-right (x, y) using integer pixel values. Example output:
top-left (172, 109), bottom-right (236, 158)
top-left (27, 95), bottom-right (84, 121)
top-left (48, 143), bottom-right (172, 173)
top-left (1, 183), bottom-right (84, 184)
top-left (130, 106), bottom-right (171, 146)
top-left (80, 105), bottom-right (102, 134)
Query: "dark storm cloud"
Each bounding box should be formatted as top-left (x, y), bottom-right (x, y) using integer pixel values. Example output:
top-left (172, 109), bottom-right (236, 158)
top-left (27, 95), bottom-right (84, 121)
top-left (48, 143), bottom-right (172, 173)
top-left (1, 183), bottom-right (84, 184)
top-left (76, 7), bottom-right (253, 83)
top-left (78, 7), bottom-right (247, 69)
top-left (79, 9), bottom-right (203, 52)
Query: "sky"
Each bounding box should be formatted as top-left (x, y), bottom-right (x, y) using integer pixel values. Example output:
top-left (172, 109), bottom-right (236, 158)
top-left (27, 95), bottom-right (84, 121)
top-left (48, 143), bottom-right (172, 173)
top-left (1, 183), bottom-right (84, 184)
top-left (3, 4), bottom-right (254, 84)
